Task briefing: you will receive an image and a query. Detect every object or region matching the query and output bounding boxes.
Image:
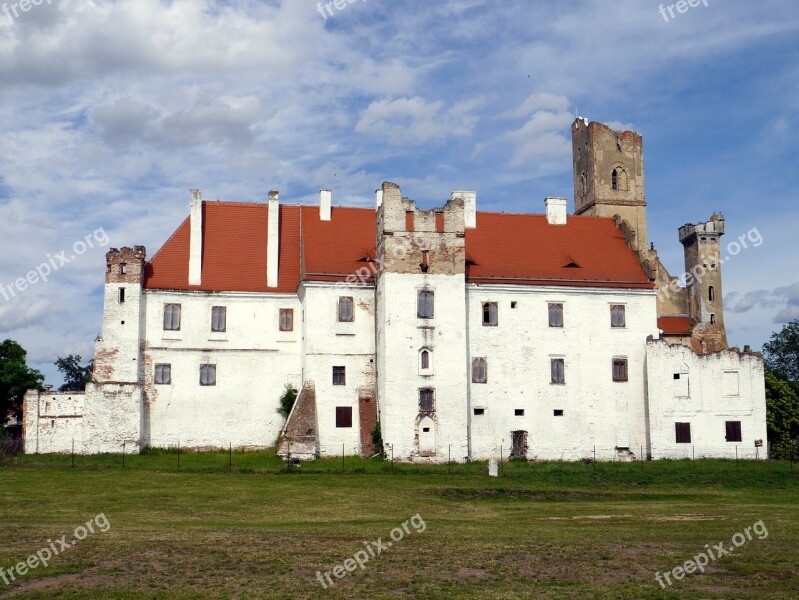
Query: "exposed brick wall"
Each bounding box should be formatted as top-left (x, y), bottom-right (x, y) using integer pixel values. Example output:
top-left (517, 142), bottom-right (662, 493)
top-left (278, 384), bottom-right (318, 459)
top-left (359, 392), bottom-right (377, 456)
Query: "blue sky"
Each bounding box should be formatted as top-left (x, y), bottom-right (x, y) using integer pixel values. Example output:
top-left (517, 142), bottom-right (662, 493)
top-left (0, 0), bottom-right (798, 386)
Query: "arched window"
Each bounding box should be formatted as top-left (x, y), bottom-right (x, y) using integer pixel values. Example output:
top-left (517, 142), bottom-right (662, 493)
top-left (611, 169), bottom-right (618, 190)
top-left (421, 350), bottom-right (430, 370)
top-left (611, 167), bottom-right (628, 191)
top-left (708, 286), bottom-right (715, 302)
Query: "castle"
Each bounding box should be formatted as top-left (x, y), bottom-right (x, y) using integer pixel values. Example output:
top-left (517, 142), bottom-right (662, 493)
top-left (23, 119), bottom-right (767, 461)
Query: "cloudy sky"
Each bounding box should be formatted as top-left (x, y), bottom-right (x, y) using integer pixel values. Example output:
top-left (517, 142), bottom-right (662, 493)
top-left (1, 0), bottom-right (798, 386)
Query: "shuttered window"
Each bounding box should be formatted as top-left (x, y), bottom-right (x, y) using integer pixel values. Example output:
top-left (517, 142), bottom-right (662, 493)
top-left (154, 364), bottom-right (171, 385)
top-left (548, 303), bottom-right (563, 327)
top-left (419, 388), bottom-right (435, 413)
top-left (482, 302), bottom-right (498, 326)
top-left (611, 305), bottom-right (626, 328)
top-left (163, 304), bottom-right (181, 331)
top-left (211, 306), bottom-right (226, 332)
top-left (279, 309), bottom-right (294, 332)
top-left (472, 358), bottom-right (487, 383)
top-left (725, 421), bottom-right (742, 442)
top-left (613, 358), bottom-right (629, 382)
top-left (418, 291), bottom-right (434, 319)
top-left (551, 359), bottom-right (565, 384)
top-left (199, 364), bottom-right (216, 386)
top-left (336, 407), bottom-right (352, 428)
top-left (338, 297), bottom-right (354, 322)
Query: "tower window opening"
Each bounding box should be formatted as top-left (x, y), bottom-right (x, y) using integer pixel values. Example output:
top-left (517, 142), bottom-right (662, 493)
top-left (709, 286), bottom-right (715, 302)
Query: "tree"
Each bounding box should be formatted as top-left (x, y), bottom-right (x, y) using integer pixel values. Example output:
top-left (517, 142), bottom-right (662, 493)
top-left (278, 384), bottom-right (298, 418)
top-left (0, 339), bottom-right (44, 426)
top-left (763, 320), bottom-right (799, 385)
top-left (54, 354), bottom-right (94, 391)
top-left (765, 370), bottom-right (799, 460)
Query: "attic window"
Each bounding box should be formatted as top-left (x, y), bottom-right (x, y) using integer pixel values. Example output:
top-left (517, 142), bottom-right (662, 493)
top-left (563, 261), bottom-right (581, 269)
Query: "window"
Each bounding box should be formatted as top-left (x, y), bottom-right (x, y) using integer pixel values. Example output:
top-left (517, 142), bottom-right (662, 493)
top-left (548, 303), bottom-right (564, 328)
top-left (482, 302), bottom-right (498, 326)
top-left (725, 421), bottom-right (742, 443)
top-left (554, 410), bottom-right (564, 417)
top-left (710, 314), bottom-right (716, 324)
top-left (199, 364), bottom-right (216, 386)
top-left (417, 290), bottom-right (434, 319)
top-left (154, 364), bottom-right (171, 385)
top-left (211, 306), bottom-right (226, 332)
top-left (338, 297), bottom-right (354, 322)
top-left (612, 358), bottom-right (629, 382)
top-left (473, 408), bottom-right (485, 416)
top-left (279, 308), bottom-right (294, 332)
top-left (472, 358), bottom-right (487, 383)
top-left (333, 366), bottom-right (346, 386)
top-left (611, 167), bottom-right (628, 191)
top-left (611, 305), bottom-right (626, 328)
top-left (164, 304), bottom-right (181, 331)
top-left (709, 286), bottom-right (715, 302)
top-left (673, 371), bottom-right (690, 397)
top-left (118, 288), bottom-right (126, 303)
top-left (419, 388), bottom-right (435, 413)
top-left (336, 407), bottom-right (353, 428)
top-left (511, 301), bottom-right (518, 309)
top-left (420, 349), bottom-right (431, 371)
top-left (675, 422), bottom-right (692, 444)
top-left (551, 358), bottom-right (565, 384)
top-left (120, 264), bottom-right (127, 275)
top-left (612, 168), bottom-right (618, 190)
top-left (515, 409), bottom-right (525, 416)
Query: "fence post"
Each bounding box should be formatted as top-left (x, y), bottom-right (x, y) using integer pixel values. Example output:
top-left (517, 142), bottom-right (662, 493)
top-left (391, 445), bottom-right (394, 473)
top-left (640, 445), bottom-right (644, 473)
top-left (593, 446), bottom-right (596, 472)
top-left (177, 442), bottom-right (180, 470)
top-left (229, 442), bottom-right (232, 473)
top-left (122, 441), bottom-right (126, 468)
top-left (71, 439), bottom-right (75, 469)
top-left (342, 444), bottom-right (345, 472)
top-left (500, 444), bottom-right (503, 477)
top-left (448, 445), bottom-right (451, 475)
top-left (736, 445), bottom-right (739, 472)
top-left (692, 446), bottom-right (695, 471)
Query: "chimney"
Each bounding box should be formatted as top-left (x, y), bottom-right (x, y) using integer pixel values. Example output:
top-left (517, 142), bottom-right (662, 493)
top-left (320, 189), bottom-right (332, 221)
top-left (267, 190), bottom-right (280, 288)
top-left (375, 188), bottom-right (384, 210)
top-left (189, 189), bottom-right (203, 286)
top-left (452, 191), bottom-right (477, 228)
top-left (545, 197), bottom-right (568, 225)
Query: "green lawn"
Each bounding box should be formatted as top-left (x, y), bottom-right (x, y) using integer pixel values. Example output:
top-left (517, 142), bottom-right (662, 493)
top-left (1, 453), bottom-right (797, 599)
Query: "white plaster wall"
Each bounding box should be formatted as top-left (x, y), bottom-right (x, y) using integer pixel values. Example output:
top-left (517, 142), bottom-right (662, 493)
top-left (468, 285), bottom-right (660, 461)
top-left (96, 280), bottom-right (145, 383)
top-left (82, 383), bottom-right (142, 454)
top-left (23, 391), bottom-right (85, 454)
top-left (377, 273), bottom-right (469, 462)
top-left (300, 283), bottom-right (376, 456)
top-left (645, 341), bottom-right (767, 459)
top-left (141, 290), bottom-right (302, 449)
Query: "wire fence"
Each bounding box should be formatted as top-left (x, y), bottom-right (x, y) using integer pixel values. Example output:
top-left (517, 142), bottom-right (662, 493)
top-left (2, 438), bottom-right (796, 479)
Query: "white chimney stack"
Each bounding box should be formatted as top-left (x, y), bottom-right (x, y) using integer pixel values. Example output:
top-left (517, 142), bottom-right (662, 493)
top-left (189, 188), bottom-right (203, 286)
top-left (451, 191), bottom-right (477, 228)
top-left (267, 190), bottom-right (280, 288)
top-left (375, 188), bottom-right (383, 210)
top-left (545, 197), bottom-right (568, 225)
top-left (320, 189), bottom-right (332, 221)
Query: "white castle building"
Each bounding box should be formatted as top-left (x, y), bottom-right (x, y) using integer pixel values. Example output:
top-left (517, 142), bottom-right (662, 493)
top-left (24, 119), bottom-right (768, 461)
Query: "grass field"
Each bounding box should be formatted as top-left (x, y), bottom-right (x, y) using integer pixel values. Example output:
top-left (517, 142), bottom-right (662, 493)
top-left (1, 451), bottom-right (798, 599)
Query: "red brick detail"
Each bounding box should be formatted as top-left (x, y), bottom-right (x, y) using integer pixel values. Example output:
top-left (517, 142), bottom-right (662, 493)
top-left (359, 393), bottom-right (377, 457)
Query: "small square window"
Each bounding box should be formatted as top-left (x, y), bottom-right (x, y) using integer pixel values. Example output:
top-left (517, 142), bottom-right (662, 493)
top-left (279, 308), bottom-right (294, 332)
top-left (482, 302), bottom-right (498, 326)
top-left (120, 264), bottom-right (127, 275)
top-left (154, 364), bottom-right (171, 385)
top-left (515, 409), bottom-right (524, 416)
top-left (554, 410), bottom-right (564, 417)
top-left (199, 364), bottom-right (216, 386)
top-left (511, 301), bottom-right (518, 309)
top-left (336, 407), bottom-right (352, 428)
top-left (473, 408), bottom-right (485, 416)
top-left (611, 305), bottom-right (626, 328)
top-left (333, 366), bottom-right (346, 386)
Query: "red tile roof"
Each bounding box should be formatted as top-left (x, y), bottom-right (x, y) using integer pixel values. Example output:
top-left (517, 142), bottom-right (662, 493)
top-left (658, 316), bottom-right (693, 336)
top-left (144, 202), bottom-right (654, 292)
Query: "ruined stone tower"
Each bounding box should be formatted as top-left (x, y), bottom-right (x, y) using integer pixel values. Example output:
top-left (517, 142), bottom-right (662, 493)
top-left (572, 118), bottom-right (648, 254)
top-left (679, 216), bottom-right (728, 352)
